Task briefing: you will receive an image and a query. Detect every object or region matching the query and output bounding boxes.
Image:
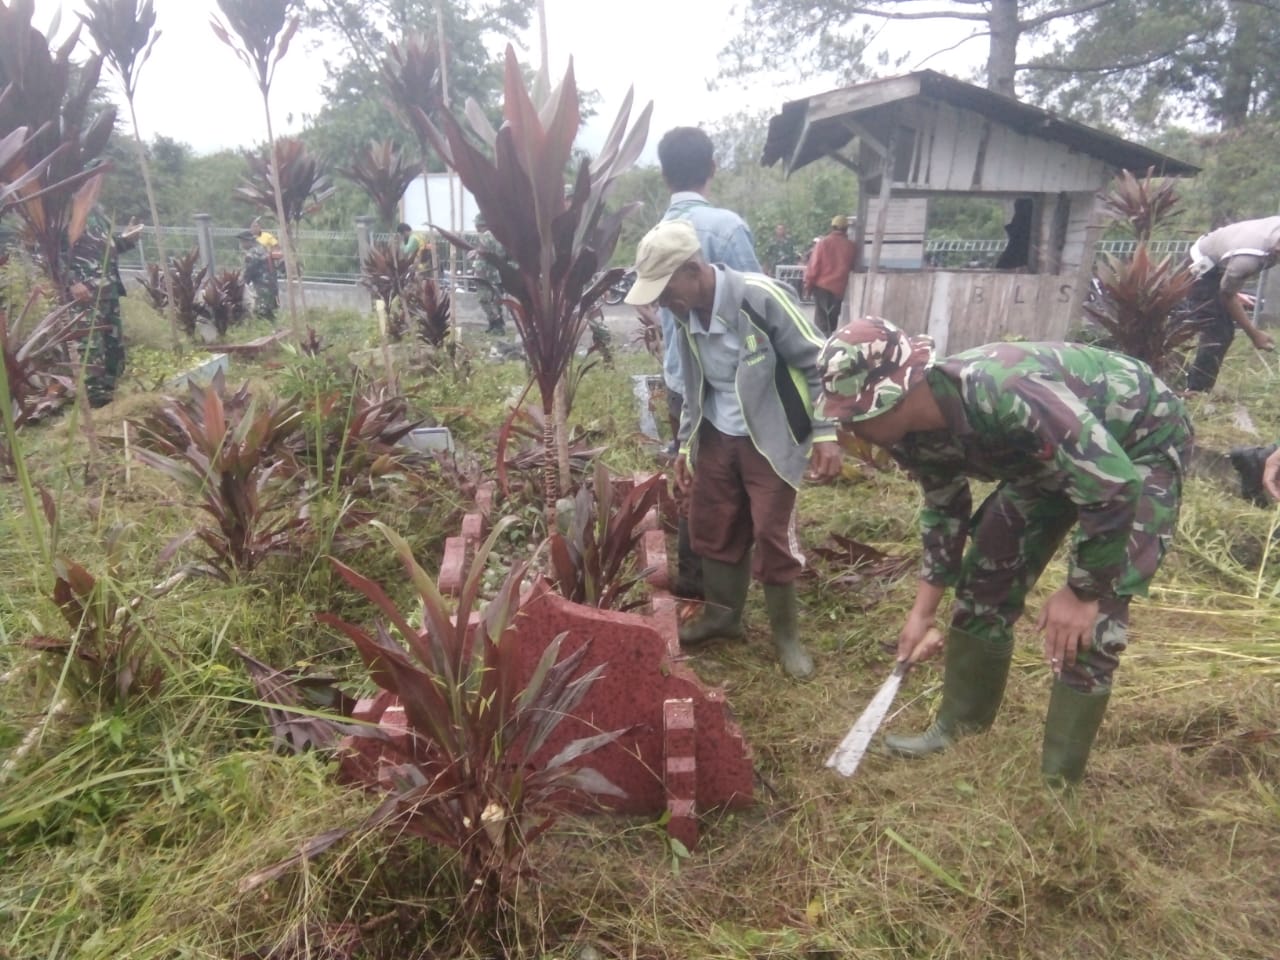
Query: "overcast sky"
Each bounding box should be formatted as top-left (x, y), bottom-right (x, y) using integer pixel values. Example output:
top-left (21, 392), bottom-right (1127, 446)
top-left (30, 0), bottom-right (983, 160)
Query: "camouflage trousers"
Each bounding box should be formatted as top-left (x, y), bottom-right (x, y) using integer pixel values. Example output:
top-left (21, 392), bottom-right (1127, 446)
top-left (477, 287), bottom-right (506, 333)
top-left (251, 281), bottom-right (278, 322)
top-left (85, 300), bottom-right (125, 408)
top-left (951, 448), bottom-right (1186, 693)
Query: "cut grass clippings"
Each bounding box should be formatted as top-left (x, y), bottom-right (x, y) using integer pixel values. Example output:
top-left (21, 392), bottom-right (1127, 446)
top-left (1, 312), bottom-right (1278, 958)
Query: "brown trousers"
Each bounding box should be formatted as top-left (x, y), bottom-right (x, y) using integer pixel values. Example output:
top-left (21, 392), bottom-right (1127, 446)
top-left (688, 423), bottom-right (804, 585)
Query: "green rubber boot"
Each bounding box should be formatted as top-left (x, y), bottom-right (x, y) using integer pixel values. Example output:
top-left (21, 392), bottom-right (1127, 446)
top-left (678, 555), bottom-right (750, 647)
top-left (884, 627), bottom-right (1012, 758)
top-left (763, 583), bottom-right (814, 680)
top-left (1041, 682), bottom-right (1111, 786)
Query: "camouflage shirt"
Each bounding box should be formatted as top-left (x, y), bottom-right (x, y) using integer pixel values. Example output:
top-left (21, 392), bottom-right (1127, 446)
top-left (67, 210), bottom-right (135, 301)
top-left (891, 342), bottom-right (1191, 600)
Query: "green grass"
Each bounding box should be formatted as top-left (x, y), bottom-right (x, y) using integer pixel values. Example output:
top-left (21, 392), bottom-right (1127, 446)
top-left (2, 310), bottom-right (1278, 958)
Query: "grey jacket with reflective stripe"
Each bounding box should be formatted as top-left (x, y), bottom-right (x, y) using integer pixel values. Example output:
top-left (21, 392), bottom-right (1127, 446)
top-left (675, 266), bottom-right (837, 488)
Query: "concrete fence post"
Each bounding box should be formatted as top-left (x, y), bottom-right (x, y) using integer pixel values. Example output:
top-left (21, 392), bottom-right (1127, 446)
top-left (194, 213), bottom-right (215, 275)
top-left (355, 216), bottom-right (373, 268)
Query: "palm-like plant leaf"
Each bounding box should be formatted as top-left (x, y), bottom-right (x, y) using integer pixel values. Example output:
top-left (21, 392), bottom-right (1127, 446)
top-left (337, 139), bottom-right (421, 230)
top-left (412, 45), bottom-right (651, 505)
top-left (1087, 170), bottom-right (1197, 377)
top-left (291, 520), bottom-right (625, 916)
top-left (131, 369), bottom-right (307, 577)
top-left (201, 268), bottom-right (248, 336)
top-left (545, 461), bottom-right (664, 610)
top-left (235, 137), bottom-right (335, 226)
top-left (79, 0), bottom-right (160, 101)
top-left (137, 248), bottom-right (206, 335)
top-left (1098, 168), bottom-right (1182, 245)
top-left (0, 4), bottom-right (117, 290)
top-left (209, 0), bottom-right (298, 93)
top-left (381, 34), bottom-right (443, 144)
top-left (1, 292), bottom-right (83, 436)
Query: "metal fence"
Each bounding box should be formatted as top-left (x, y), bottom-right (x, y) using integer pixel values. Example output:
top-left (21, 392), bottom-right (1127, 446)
top-left (133, 226), bottom-right (1201, 284)
top-left (133, 225), bottom-right (470, 285)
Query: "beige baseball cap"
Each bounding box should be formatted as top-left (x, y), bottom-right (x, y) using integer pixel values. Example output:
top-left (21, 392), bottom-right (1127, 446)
top-left (624, 219), bottom-right (701, 305)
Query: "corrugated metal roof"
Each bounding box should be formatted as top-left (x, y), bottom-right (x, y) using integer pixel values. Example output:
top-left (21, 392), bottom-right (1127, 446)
top-left (762, 70), bottom-right (1199, 179)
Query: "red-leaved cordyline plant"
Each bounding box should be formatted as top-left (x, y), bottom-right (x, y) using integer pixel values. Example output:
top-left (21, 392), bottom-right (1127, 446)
top-left (545, 460), bottom-right (665, 611)
top-left (24, 514), bottom-right (161, 706)
top-left (338, 139), bottom-right (422, 232)
top-left (130, 368), bottom-right (307, 580)
top-left (0, 2), bottom-right (117, 293)
top-left (242, 520), bottom-right (625, 944)
top-left (80, 0), bottom-right (183, 352)
top-left (381, 34), bottom-right (444, 256)
top-left (1085, 168), bottom-right (1196, 378)
top-left (199, 268), bottom-right (248, 336)
top-left (495, 398), bottom-right (607, 503)
top-left (1, 292), bottom-right (84, 441)
top-left (414, 45), bottom-right (651, 514)
top-left (137, 248), bottom-right (206, 335)
top-left (286, 373), bottom-right (423, 496)
top-left (210, 0), bottom-right (303, 330)
top-left (235, 136), bottom-right (335, 232)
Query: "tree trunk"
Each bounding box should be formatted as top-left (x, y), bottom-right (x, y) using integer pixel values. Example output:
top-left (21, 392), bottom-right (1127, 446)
top-left (261, 93), bottom-right (302, 334)
top-left (1219, 2), bottom-right (1261, 130)
top-left (127, 99), bottom-right (182, 354)
top-left (987, 0), bottom-right (1020, 96)
top-left (553, 376), bottom-right (571, 496)
top-left (542, 408), bottom-right (559, 523)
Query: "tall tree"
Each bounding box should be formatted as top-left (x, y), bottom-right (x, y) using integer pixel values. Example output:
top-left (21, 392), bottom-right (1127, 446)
top-left (1023, 0), bottom-right (1280, 133)
top-left (300, 1), bottom-right (531, 163)
top-left (721, 0), bottom-right (1109, 96)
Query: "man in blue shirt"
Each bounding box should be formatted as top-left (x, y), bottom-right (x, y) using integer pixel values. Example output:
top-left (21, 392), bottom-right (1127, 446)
top-left (656, 127), bottom-right (762, 600)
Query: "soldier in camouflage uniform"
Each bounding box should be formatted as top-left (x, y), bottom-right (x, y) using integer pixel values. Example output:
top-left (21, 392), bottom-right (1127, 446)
top-left (817, 317), bottom-right (1192, 784)
top-left (470, 216), bottom-right (507, 334)
top-left (67, 209), bottom-right (139, 408)
top-left (238, 230), bottom-right (278, 322)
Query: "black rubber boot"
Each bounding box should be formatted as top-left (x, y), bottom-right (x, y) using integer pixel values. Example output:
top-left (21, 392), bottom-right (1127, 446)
top-left (672, 516), bottom-right (704, 600)
top-left (884, 627), bottom-right (1012, 758)
top-left (1229, 444), bottom-right (1277, 507)
top-left (1041, 682), bottom-right (1111, 786)
top-left (763, 583), bottom-right (814, 680)
top-left (678, 555), bottom-right (750, 647)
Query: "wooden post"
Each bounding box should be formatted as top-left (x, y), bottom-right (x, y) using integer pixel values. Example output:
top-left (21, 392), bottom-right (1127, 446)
top-left (193, 213), bottom-right (216, 275)
top-left (867, 127), bottom-right (897, 315)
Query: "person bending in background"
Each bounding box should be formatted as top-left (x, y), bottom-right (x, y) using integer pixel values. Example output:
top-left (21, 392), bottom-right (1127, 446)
top-left (1183, 215), bottom-right (1278, 393)
top-left (817, 319), bottom-right (1191, 784)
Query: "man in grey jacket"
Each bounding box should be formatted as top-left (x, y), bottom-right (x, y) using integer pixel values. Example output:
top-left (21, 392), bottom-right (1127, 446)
top-left (626, 219), bottom-right (842, 678)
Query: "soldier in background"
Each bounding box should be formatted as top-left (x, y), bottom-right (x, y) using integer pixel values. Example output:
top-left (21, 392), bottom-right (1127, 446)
top-left (817, 319), bottom-right (1192, 784)
top-left (471, 215), bottom-right (507, 335)
top-left (250, 217), bottom-right (283, 275)
top-left (66, 210), bottom-right (141, 407)
top-left (238, 229), bottom-right (278, 323)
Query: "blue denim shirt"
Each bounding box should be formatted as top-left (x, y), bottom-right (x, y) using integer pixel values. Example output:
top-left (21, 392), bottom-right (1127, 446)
top-left (660, 192), bottom-right (761, 393)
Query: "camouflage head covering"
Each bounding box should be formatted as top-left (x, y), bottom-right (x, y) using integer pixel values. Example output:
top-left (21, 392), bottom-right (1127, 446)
top-left (816, 316), bottom-right (936, 422)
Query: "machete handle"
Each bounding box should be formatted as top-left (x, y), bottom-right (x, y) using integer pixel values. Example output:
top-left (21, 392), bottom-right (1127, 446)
top-left (906, 626), bottom-right (945, 666)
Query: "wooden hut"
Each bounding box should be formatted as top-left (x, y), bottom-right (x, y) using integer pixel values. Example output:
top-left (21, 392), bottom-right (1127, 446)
top-left (763, 70), bottom-right (1199, 353)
